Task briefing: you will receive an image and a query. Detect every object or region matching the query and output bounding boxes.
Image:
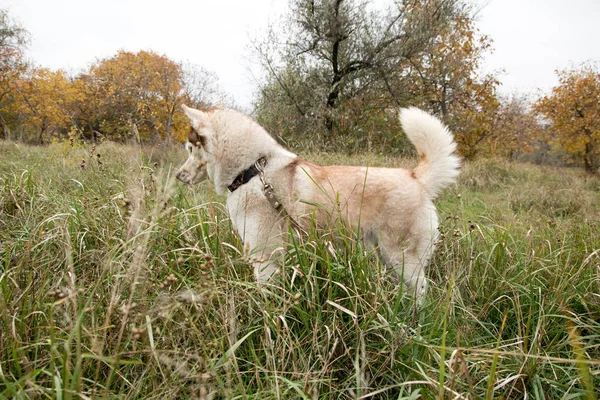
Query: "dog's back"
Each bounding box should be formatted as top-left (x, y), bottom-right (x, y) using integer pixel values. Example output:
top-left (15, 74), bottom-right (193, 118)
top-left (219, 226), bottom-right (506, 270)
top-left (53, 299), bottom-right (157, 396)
top-left (279, 109), bottom-right (460, 301)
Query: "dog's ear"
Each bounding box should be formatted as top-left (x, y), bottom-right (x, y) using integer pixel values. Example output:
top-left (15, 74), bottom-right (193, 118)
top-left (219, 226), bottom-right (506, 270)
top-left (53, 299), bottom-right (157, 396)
top-left (182, 104), bottom-right (211, 132)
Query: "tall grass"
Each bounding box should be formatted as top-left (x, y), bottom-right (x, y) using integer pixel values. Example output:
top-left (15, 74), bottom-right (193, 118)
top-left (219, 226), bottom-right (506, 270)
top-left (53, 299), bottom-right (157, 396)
top-left (1, 141), bottom-right (599, 399)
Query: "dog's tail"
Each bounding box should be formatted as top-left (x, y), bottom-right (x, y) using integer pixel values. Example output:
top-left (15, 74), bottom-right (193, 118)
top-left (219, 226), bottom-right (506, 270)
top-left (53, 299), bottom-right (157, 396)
top-left (399, 107), bottom-right (461, 199)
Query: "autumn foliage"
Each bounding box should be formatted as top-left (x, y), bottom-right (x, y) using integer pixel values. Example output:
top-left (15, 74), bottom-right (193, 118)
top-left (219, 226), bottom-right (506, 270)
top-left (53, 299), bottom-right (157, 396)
top-left (535, 66), bottom-right (600, 174)
top-left (80, 50), bottom-right (188, 142)
top-left (12, 69), bottom-right (75, 144)
top-left (403, 5), bottom-right (501, 160)
top-left (1, 47), bottom-right (229, 144)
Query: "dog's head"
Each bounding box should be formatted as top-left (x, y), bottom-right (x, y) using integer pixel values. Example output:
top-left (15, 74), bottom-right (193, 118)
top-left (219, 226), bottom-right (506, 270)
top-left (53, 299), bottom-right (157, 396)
top-left (176, 105), bottom-right (290, 194)
top-left (176, 105), bottom-right (214, 185)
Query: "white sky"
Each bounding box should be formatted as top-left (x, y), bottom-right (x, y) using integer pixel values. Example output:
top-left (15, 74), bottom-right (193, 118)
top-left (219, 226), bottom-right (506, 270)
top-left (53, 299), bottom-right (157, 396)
top-left (2, 0), bottom-right (600, 108)
top-left (477, 0), bottom-right (600, 99)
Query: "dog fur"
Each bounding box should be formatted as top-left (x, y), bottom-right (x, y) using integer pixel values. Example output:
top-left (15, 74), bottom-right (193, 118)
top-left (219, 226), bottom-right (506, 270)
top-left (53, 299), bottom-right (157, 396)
top-left (176, 105), bottom-right (460, 301)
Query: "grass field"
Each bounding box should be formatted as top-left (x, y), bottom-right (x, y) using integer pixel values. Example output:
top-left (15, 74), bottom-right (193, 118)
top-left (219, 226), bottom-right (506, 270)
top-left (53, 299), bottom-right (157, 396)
top-left (0, 140), bottom-right (599, 399)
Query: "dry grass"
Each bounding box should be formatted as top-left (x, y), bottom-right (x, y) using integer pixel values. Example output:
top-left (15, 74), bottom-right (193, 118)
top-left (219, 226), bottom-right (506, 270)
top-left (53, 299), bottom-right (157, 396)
top-left (0, 141), bottom-right (599, 399)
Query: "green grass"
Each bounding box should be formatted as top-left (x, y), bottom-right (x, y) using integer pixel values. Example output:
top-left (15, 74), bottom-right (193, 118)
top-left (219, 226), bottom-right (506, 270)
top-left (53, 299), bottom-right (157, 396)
top-left (1, 140), bottom-right (599, 399)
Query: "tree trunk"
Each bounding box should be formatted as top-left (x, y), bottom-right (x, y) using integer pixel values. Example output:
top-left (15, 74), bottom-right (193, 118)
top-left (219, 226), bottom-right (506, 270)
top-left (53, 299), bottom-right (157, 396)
top-left (164, 111), bottom-right (173, 144)
top-left (325, 86), bottom-right (340, 143)
top-left (323, 0), bottom-right (345, 143)
top-left (0, 114), bottom-right (11, 140)
top-left (87, 121), bottom-right (96, 143)
top-left (583, 141), bottom-right (597, 175)
top-left (155, 127), bottom-right (162, 143)
top-left (582, 128), bottom-right (598, 174)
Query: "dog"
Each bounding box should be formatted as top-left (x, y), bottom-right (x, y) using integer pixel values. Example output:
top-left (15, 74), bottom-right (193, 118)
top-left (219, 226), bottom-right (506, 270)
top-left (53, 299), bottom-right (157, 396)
top-left (176, 105), bottom-right (460, 301)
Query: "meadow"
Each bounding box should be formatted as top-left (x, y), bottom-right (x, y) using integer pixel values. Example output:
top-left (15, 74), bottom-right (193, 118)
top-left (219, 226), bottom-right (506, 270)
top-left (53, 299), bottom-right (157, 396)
top-left (0, 140), bottom-right (599, 399)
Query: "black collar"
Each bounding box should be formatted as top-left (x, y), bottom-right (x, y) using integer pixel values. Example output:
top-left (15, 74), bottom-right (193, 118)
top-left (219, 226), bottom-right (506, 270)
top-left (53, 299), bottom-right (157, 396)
top-left (228, 157), bottom-right (267, 192)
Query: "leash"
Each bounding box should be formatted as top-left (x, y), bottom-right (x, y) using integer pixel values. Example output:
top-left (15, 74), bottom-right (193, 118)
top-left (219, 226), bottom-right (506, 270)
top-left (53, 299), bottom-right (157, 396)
top-left (254, 158), bottom-right (304, 233)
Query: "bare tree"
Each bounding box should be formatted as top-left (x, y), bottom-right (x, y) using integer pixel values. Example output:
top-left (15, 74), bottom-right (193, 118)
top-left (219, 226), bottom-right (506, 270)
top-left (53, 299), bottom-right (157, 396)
top-left (252, 0), bottom-right (456, 142)
top-left (181, 62), bottom-right (236, 110)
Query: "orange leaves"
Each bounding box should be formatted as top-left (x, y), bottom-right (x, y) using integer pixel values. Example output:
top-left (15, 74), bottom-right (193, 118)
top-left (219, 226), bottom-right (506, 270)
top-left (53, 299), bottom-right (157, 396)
top-left (405, 5), bottom-right (499, 160)
top-left (535, 65), bottom-right (600, 173)
top-left (83, 50), bottom-right (186, 141)
top-left (1, 49), bottom-right (223, 143)
top-left (486, 95), bottom-right (544, 159)
top-left (13, 68), bottom-right (75, 143)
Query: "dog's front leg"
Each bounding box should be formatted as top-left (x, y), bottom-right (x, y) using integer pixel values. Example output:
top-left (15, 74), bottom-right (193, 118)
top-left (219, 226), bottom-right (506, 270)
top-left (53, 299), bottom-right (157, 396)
top-left (253, 258), bottom-right (280, 283)
top-left (235, 218), bottom-right (285, 284)
top-left (247, 232), bottom-right (285, 283)
top-left (228, 190), bottom-right (287, 284)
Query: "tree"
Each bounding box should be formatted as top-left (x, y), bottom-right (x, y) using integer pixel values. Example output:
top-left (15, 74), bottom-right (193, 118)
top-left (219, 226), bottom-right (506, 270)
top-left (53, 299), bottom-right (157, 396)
top-left (1, 12), bottom-right (229, 145)
top-left (486, 94), bottom-right (543, 159)
top-left (401, 3), bottom-right (500, 160)
top-left (84, 50), bottom-right (185, 142)
top-left (70, 71), bottom-right (105, 142)
top-left (13, 68), bottom-right (75, 144)
top-left (535, 65), bottom-right (600, 174)
top-left (74, 51), bottom-right (230, 143)
top-left (253, 0), bottom-right (458, 145)
top-left (181, 62), bottom-right (234, 110)
top-left (403, 4), bottom-right (493, 115)
top-left (448, 82), bottom-right (499, 160)
top-left (0, 9), bottom-right (29, 139)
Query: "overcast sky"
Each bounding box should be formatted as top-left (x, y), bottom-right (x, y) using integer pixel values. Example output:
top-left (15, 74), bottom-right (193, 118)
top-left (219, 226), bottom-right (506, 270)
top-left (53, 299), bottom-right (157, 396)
top-left (3, 0), bottom-right (600, 109)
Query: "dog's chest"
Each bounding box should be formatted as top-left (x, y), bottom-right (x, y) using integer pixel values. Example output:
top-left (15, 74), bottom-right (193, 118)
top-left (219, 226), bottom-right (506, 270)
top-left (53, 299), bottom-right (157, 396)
top-left (226, 183), bottom-right (281, 234)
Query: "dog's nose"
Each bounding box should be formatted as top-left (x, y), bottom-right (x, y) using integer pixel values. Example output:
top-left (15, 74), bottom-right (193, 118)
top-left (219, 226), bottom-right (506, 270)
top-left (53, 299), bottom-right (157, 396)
top-left (176, 170), bottom-right (187, 182)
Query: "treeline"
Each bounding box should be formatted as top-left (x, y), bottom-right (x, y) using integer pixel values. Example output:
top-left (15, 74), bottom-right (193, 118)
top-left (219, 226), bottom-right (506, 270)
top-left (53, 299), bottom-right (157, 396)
top-left (0, 10), bottom-right (231, 144)
top-left (1, 3), bottom-right (599, 172)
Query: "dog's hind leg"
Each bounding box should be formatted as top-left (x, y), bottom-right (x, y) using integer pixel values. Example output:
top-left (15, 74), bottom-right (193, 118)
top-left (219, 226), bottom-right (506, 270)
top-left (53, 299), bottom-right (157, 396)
top-left (378, 233), bottom-right (430, 304)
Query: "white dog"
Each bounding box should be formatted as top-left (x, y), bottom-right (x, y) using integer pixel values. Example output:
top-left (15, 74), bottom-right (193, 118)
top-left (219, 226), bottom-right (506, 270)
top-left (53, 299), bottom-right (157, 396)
top-left (176, 105), bottom-right (460, 301)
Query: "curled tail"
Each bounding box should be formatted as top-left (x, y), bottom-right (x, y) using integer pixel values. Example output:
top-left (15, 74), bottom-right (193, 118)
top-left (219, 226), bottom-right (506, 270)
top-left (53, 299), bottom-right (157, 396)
top-left (399, 107), bottom-right (461, 198)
